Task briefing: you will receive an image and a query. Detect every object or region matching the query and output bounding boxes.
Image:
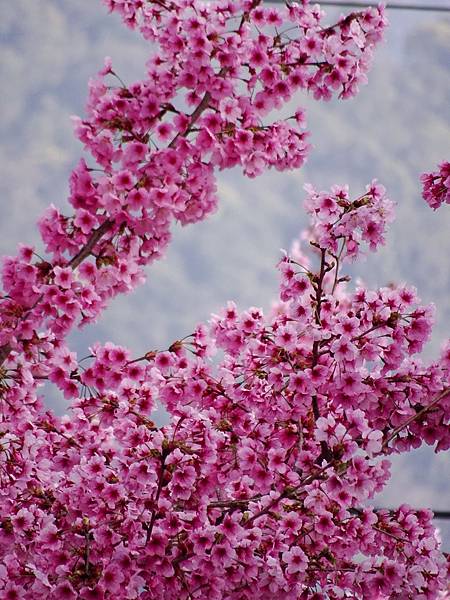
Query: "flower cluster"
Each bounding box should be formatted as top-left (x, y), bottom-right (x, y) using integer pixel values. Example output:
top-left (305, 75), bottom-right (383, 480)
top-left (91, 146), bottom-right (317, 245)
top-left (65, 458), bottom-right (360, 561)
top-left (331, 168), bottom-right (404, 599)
top-left (1, 183), bottom-right (449, 599)
top-left (421, 161), bottom-right (450, 210)
top-left (1, 1), bottom-right (449, 598)
top-left (0, 0), bottom-right (387, 363)
top-left (303, 180), bottom-right (394, 259)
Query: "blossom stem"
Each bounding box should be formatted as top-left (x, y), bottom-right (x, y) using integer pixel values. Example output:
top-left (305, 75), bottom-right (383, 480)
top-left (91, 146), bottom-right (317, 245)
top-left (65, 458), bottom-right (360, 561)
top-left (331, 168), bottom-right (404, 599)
top-left (145, 450), bottom-right (168, 544)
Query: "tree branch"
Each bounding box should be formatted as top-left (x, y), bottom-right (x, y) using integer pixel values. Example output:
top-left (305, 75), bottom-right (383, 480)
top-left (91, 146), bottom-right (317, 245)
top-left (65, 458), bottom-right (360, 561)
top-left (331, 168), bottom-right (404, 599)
top-left (0, 344), bottom-right (11, 367)
top-left (69, 218), bottom-right (114, 269)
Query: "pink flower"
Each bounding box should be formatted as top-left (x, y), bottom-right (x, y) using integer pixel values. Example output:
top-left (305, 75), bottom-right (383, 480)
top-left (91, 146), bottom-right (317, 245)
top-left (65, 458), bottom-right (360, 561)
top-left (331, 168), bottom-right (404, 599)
top-left (275, 324), bottom-right (297, 350)
top-left (171, 464), bottom-right (197, 497)
top-left (127, 188), bottom-right (149, 211)
top-left (211, 542), bottom-right (237, 569)
top-left (336, 316), bottom-right (360, 336)
top-left (80, 586), bottom-right (105, 600)
top-left (3, 584), bottom-right (25, 600)
top-left (238, 444), bottom-right (257, 470)
top-left (316, 415), bottom-right (336, 443)
top-left (363, 429), bottom-right (383, 455)
top-left (147, 530), bottom-right (167, 557)
top-left (249, 46), bottom-right (268, 68)
top-left (421, 161), bottom-right (450, 210)
top-left (53, 266), bottom-right (73, 289)
top-left (38, 524), bottom-right (60, 550)
top-left (101, 566), bottom-right (125, 593)
top-left (3, 2), bottom-right (448, 597)
top-left (51, 582), bottom-right (76, 600)
top-left (310, 364), bottom-right (328, 385)
top-left (331, 336), bottom-right (357, 363)
top-left (340, 372), bottom-right (363, 395)
top-left (315, 511), bottom-right (335, 536)
top-left (156, 122), bottom-right (174, 141)
top-left (122, 141), bottom-right (147, 165)
top-left (281, 512), bottom-right (302, 534)
top-left (12, 508), bottom-right (33, 532)
top-left (112, 170), bottom-right (133, 190)
top-left (318, 194), bottom-right (339, 218)
top-left (155, 351), bottom-right (174, 371)
top-left (267, 8), bottom-right (283, 26)
top-left (74, 209), bottom-right (98, 234)
top-left (252, 465), bottom-right (273, 490)
top-left (268, 447), bottom-right (287, 473)
top-left (362, 219), bottom-right (384, 248)
top-left (99, 56), bottom-right (113, 76)
top-left (282, 546), bottom-right (308, 574)
top-left (219, 97), bottom-right (241, 121)
top-left (289, 372), bottom-right (313, 395)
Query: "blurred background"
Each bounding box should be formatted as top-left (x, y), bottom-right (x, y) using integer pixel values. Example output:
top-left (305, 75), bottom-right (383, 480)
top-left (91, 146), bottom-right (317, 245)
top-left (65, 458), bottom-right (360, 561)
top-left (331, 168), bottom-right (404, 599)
top-left (1, 1), bottom-right (449, 548)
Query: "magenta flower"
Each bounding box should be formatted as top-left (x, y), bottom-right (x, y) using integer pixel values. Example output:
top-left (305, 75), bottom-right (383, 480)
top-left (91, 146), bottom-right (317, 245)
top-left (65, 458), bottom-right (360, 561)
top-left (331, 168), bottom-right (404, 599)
top-left (282, 546), bottom-right (308, 575)
top-left (421, 161), bottom-right (450, 209)
top-left (1, 0), bottom-right (449, 597)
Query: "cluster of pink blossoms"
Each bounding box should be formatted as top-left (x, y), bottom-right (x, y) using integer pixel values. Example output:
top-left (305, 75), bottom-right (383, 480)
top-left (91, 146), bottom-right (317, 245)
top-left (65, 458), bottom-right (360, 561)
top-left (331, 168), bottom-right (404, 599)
top-left (0, 0), bottom-right (386, 369)
top-left (1, 0), bottom-right (450, 599)
top-left (421, 162), bottom-right (450, 210)
top-left (1, 180), bottom-right (449, 598)
top-left (302, 180), bottom-right (395, 258)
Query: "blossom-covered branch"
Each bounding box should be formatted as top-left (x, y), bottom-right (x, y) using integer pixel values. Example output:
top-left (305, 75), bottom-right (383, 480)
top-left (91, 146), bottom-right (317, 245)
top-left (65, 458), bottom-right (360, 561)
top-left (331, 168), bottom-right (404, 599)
top-left (1, 181), bottom-right (449, 598)
top-left (0, 0), bottom-right (386, 377)
top-left (1, 1), bottom-right (449, 599)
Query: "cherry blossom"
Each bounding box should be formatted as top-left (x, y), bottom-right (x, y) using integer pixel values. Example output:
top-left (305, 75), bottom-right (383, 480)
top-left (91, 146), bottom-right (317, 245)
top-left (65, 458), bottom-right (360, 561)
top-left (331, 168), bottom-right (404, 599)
top-left (0, 1), bottom-right (449, 598)
top-left (421, 161), bottom-right (450, 210)
top-left (1, 0), bottom-right (387, 372)
top-left (2, 178), bottom-right (449, 598)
